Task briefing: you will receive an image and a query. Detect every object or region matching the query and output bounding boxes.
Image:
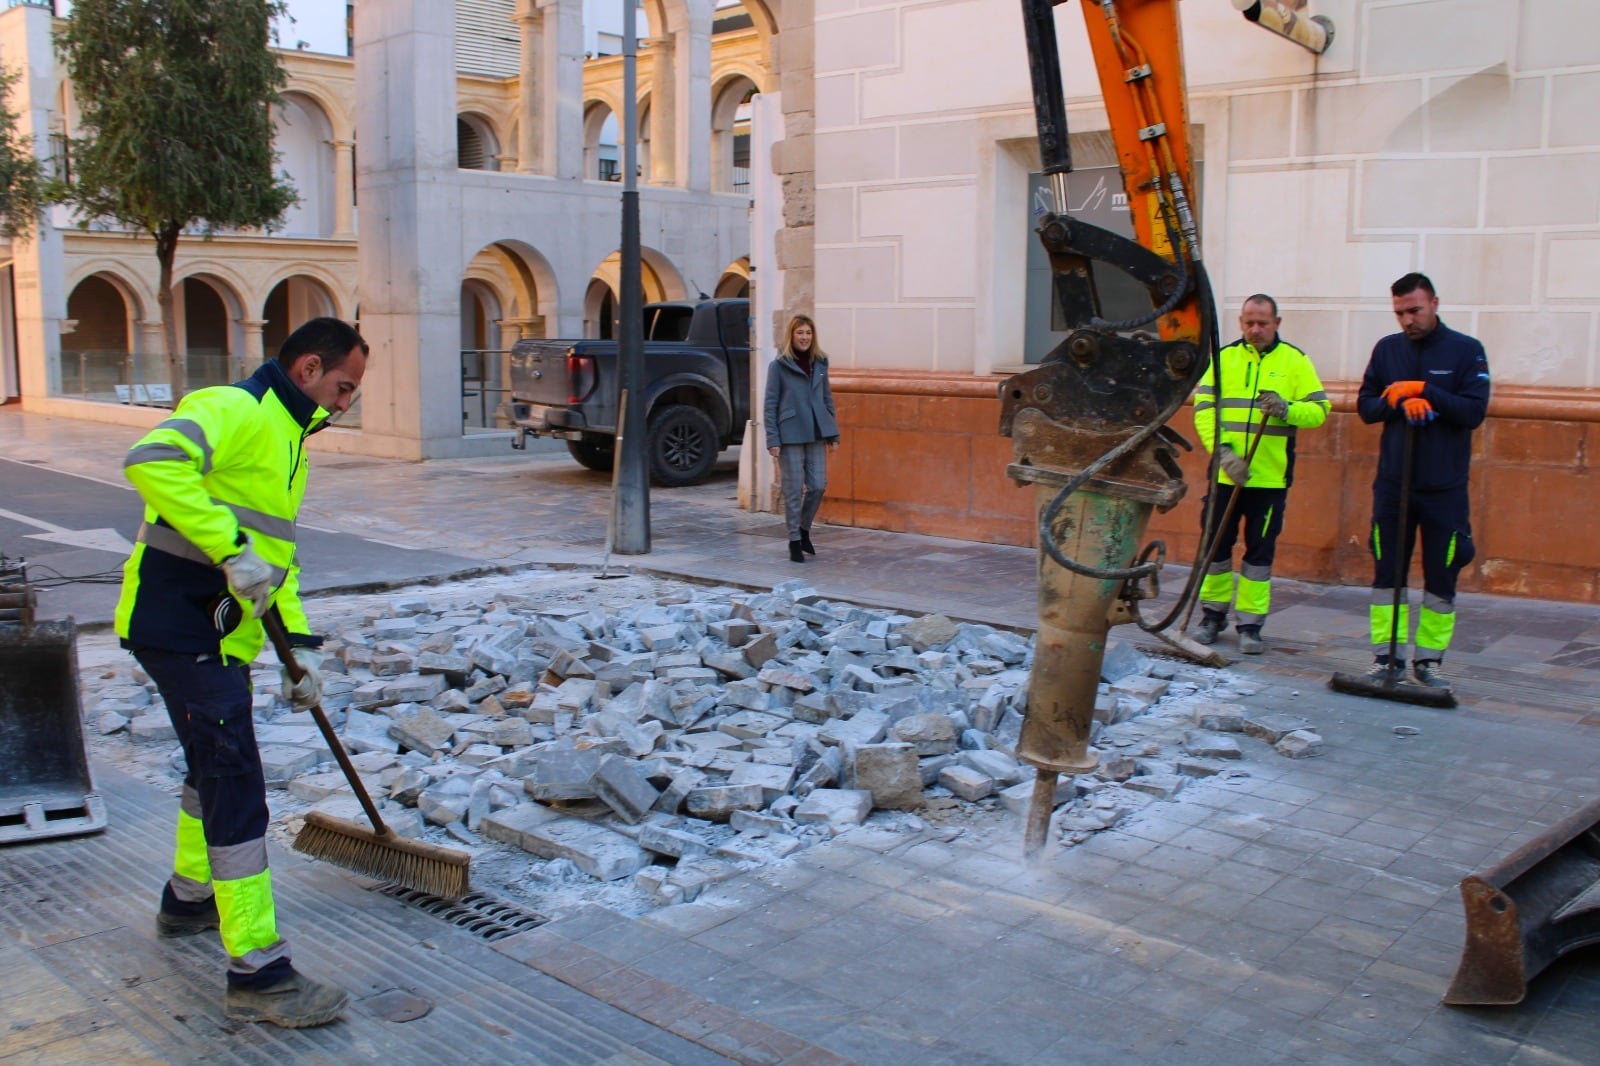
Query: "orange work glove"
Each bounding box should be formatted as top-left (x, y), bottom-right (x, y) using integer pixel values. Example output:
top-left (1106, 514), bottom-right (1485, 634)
top-left (1402, 397), bottom-right (1436, 424)
top-left (1381, 380), bottom-right (1426, 407)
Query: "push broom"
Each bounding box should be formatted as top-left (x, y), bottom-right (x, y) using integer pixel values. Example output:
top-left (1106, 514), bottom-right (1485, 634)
top-left (264, 606), bottom-right (471, 897)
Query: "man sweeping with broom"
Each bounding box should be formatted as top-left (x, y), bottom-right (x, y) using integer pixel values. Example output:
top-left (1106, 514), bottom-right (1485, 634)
top-left (1354, 273), bottom-right (1491, 693)
top-left (115, 318), bottom-right (366, 1028)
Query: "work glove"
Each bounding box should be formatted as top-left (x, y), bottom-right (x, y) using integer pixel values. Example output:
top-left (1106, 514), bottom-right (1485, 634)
top-left (1256, 389), bottom-right (1290, 420)
top-left (1218, 444), bottom-right (1250, 486)
top-left (1381, 380), bottom-right (1426, 407)
top-left (221, 542), bottom-right (274, 619)
top-left (1402, 397), bottom-right (1437, 425)
top-left (279, 647), bottom-right (324, 711)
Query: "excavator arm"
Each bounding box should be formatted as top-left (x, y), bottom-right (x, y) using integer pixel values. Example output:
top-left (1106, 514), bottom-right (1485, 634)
top-left (1001, 1), bottom-right (1313, 854)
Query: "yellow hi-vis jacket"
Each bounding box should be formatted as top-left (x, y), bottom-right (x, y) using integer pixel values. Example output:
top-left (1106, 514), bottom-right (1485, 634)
top-left (1192, 336), bottom-right (1330, 489)
top-left (115, 360), bottom-right (328, 661)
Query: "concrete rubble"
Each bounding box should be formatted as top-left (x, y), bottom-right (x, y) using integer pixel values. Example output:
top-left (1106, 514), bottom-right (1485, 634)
top-left (84, 572), bottom-right (1325, 909)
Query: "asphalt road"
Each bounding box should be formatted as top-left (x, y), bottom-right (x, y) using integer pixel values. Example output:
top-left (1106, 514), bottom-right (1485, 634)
top-left (0, 456), bottom-right (483, 628)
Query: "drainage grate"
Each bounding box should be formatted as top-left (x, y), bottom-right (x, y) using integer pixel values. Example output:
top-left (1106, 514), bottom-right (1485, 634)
top-left (376, 886), bottom-right (549, 941)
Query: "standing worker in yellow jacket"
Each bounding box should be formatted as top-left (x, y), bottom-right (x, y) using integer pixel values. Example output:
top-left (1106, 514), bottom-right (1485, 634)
top-left (116, 318), bottom-right (366, 1028)
top-left (1191, 294), bottom-right (1330, 654)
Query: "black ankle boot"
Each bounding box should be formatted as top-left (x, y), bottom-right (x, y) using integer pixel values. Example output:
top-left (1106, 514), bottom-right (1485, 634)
top-left (789, 541), bottom-right (805, 563)
top-left (799, 529), bottom-right (816, 555)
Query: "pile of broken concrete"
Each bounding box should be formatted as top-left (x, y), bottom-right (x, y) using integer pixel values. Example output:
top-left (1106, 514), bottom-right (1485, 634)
top-left (86, 574), bottom-right (1324, 907)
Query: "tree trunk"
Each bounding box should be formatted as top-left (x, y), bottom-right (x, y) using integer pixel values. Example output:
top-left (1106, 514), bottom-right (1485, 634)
top-left (156, 225), bottom-right (182, 403)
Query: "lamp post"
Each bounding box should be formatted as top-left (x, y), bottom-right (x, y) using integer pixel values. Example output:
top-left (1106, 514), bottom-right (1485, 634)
top-left (613, 0), bottom-right (650, 553)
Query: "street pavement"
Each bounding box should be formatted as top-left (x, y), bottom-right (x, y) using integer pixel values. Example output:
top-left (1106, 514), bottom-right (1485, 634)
top-left (2, 405), bottom-right (1598, 1064)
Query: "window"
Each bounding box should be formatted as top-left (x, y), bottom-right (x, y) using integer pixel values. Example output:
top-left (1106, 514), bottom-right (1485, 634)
top-left (1023, 164), bottom-right (1203, 364)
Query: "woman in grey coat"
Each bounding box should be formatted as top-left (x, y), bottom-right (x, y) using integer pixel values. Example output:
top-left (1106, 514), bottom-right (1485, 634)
top-left (763, 314), bottom-right (839, 563)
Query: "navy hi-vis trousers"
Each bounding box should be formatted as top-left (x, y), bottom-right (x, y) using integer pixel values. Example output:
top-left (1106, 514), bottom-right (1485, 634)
top-left (1198, 484), bottom-right (1288, 630)
top-left (1368, 485), bottom-right (1475, 661)
top-left (136, 649), bottom-right (292, 988)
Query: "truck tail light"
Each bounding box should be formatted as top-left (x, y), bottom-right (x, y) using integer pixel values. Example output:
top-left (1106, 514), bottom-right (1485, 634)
top-left (567, 352), bottom-right (596, 403)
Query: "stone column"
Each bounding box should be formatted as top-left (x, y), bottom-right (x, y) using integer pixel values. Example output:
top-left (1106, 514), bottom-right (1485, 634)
top-left (239, 319), bottom-right (266, 376)
top-left (0, 4), bottom-right (66, 405)
top-left (647, 22), bottom-right (676, 184)
top-left (675, 0), bottom-right (714, 192)
top-left (354, 0), bottom-right (465, 458)
top-left (514, 0), bottom-right (543, 173)
top-left (330, 139), bottom-right (357, 238)
top-left (135, 320), bottom-right (165, 395)
top-left (537, 0), bottom-right (584, 180)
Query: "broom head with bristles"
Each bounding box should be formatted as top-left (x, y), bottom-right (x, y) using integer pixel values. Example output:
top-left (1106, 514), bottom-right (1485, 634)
top-left (293, 809), bottom-right (471, 899)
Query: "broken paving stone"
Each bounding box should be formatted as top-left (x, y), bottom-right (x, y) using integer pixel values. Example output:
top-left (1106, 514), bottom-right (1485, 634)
top-left (793, 788), bottom-right (873, 828)
top-left (900, 614), bottom-right (958, 651)
top-left (96, 711), bottom-right (130, 735)
top-left (891, 713), bottom-right (959, 756)
top-left (685, 783), bottom-right (767, 821)
top-left (819, 709), bottom-right (889, 748)
top-left (1122, 773), bottom-right (1186, 800)
top-left (1275, 730), bottom-right (1324, 759)
top-left (636, 823), bottom-right (710, 859)
top-left (729, 809), bottom-right (789, 836)
top-left (998, 775), bottom-right (1077, 815)
top-left (1107, 675), bottom-right (1171, 709)
top-left (937, 765), bottom-right (994, 802)
top-left (525, 741), bottom-right (602, 801)
top-left (1099, 640), bottom-right (1152, 684)
top-left (728, 761), bottom-right (796, 801)
top-left (851, 743), bottom-right (925, 810)
top-left (592, 754), bottom-right (662, 825)
top-left (1097, 754), bottom-right (1139, 782)
top-left (1393, 725), bottom-right (1421, 737)
top-left (740, 632), bottom-right (778, 669)
top-left (1244, 712), bottom-right (1313, 744)
top-left (260, 745), bottom-right (321, 786)
top-left (128, 715), bottom-right (178, 743)
top-left (653, 768), bottom-right (705, 814)
top-left (388, 706), bottom-right (456, 755)
top-left (1182, 730), bottom-right (1243, 760)
top-left (480, 805), bottom-right (650, 881)
top-left (1192, 702), bottom-right (1247, 733)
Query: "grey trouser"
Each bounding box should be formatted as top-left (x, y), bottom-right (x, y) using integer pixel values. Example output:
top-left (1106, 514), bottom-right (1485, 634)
top-left (778, 442), bottom-right (827, 539)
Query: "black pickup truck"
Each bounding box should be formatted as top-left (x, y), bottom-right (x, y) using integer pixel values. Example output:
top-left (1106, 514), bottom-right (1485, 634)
top-left (505, 298), bottom-right (751, 487)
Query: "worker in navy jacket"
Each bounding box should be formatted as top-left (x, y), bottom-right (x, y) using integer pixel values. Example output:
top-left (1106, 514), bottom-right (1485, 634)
top-left (1355, 273), bottom-right (1490, 691)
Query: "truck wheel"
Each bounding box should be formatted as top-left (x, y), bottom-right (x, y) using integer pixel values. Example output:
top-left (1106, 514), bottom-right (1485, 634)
top-left (566, 434), bottom-right (615, 473)
top-left (648, 404), bottom-right (719, 487)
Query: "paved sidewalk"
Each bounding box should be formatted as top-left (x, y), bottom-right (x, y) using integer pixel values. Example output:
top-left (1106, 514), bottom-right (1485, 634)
top-left (4, 407), bottom-right (1599, 1063)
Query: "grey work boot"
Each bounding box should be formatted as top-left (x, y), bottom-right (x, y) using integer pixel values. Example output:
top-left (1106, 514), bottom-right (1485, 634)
top-left (224, 971), bottom-right (349, 1028)
top-left (1412, 660), bottom-right (1452, 689)
top-left (1237, 627), bottom-right (1264, 655)
top-left (157, 884), bottom-right (219, 938)
top-left (1193, 612), bottom-right (1225, 646)
top-left (1364, 658), bottom-right (1404, 682)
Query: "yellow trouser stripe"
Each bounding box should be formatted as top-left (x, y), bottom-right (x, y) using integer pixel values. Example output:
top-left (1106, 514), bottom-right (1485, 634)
top-left (1371, 602), bottom-right (1411, 650)
top-left (1416, 605), bottom-right (1456, 657)
top-left (214, 869), bottom-right (280, 960)
top-left (174, 809), bottom-right (211, 885)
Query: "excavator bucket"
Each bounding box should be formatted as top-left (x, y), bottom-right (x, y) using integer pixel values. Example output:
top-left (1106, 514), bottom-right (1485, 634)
top-left (1443, 795), bottom-right (1600, 1006)
top-left (0, 568), bottom-right (106, 844)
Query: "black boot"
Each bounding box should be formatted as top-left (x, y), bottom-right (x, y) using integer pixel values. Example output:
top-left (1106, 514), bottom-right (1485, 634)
top-left (799, 529), bottom-right (816, 555)
top-left (789, 541), bottom-right (805, 563)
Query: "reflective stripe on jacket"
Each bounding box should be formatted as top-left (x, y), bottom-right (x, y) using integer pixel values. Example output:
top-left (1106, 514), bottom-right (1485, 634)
top-left (115, 361), bottom-right (326, 660)
top-left (1192, 336), bottom-right (1330, 489)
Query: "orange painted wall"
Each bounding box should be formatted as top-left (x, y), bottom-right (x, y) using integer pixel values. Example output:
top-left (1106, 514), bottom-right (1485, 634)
top-left (823, 372), bottom-right (1600, 606)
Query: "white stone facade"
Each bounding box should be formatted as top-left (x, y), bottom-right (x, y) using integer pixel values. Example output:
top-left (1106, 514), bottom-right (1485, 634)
top-left (811, 0), bottom-right (1600, 389)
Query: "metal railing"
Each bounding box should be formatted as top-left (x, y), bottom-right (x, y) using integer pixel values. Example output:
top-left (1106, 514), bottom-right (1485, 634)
top-left (461, 348), bottom-right (514, 431)
top-left (57, 349), bottom-right (249, 408)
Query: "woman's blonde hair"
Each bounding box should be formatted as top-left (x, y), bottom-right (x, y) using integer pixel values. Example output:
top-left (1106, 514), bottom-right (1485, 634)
top-left (780, 314), bottom-right (827, 363)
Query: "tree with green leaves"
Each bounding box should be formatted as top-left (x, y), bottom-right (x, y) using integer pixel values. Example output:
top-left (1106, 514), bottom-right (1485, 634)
top-left (0, 68), bottom-right (45, 241)
top-left (56, 0), bottom-right (296, 401)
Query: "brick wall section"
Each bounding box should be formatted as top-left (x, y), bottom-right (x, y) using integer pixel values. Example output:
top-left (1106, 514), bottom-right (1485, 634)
top-left (824, 371), bottom-right (1600, 605)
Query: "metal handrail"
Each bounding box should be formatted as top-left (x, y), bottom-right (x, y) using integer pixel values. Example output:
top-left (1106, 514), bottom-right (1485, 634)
top-left (461, 348), bottom-right (514, 431)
